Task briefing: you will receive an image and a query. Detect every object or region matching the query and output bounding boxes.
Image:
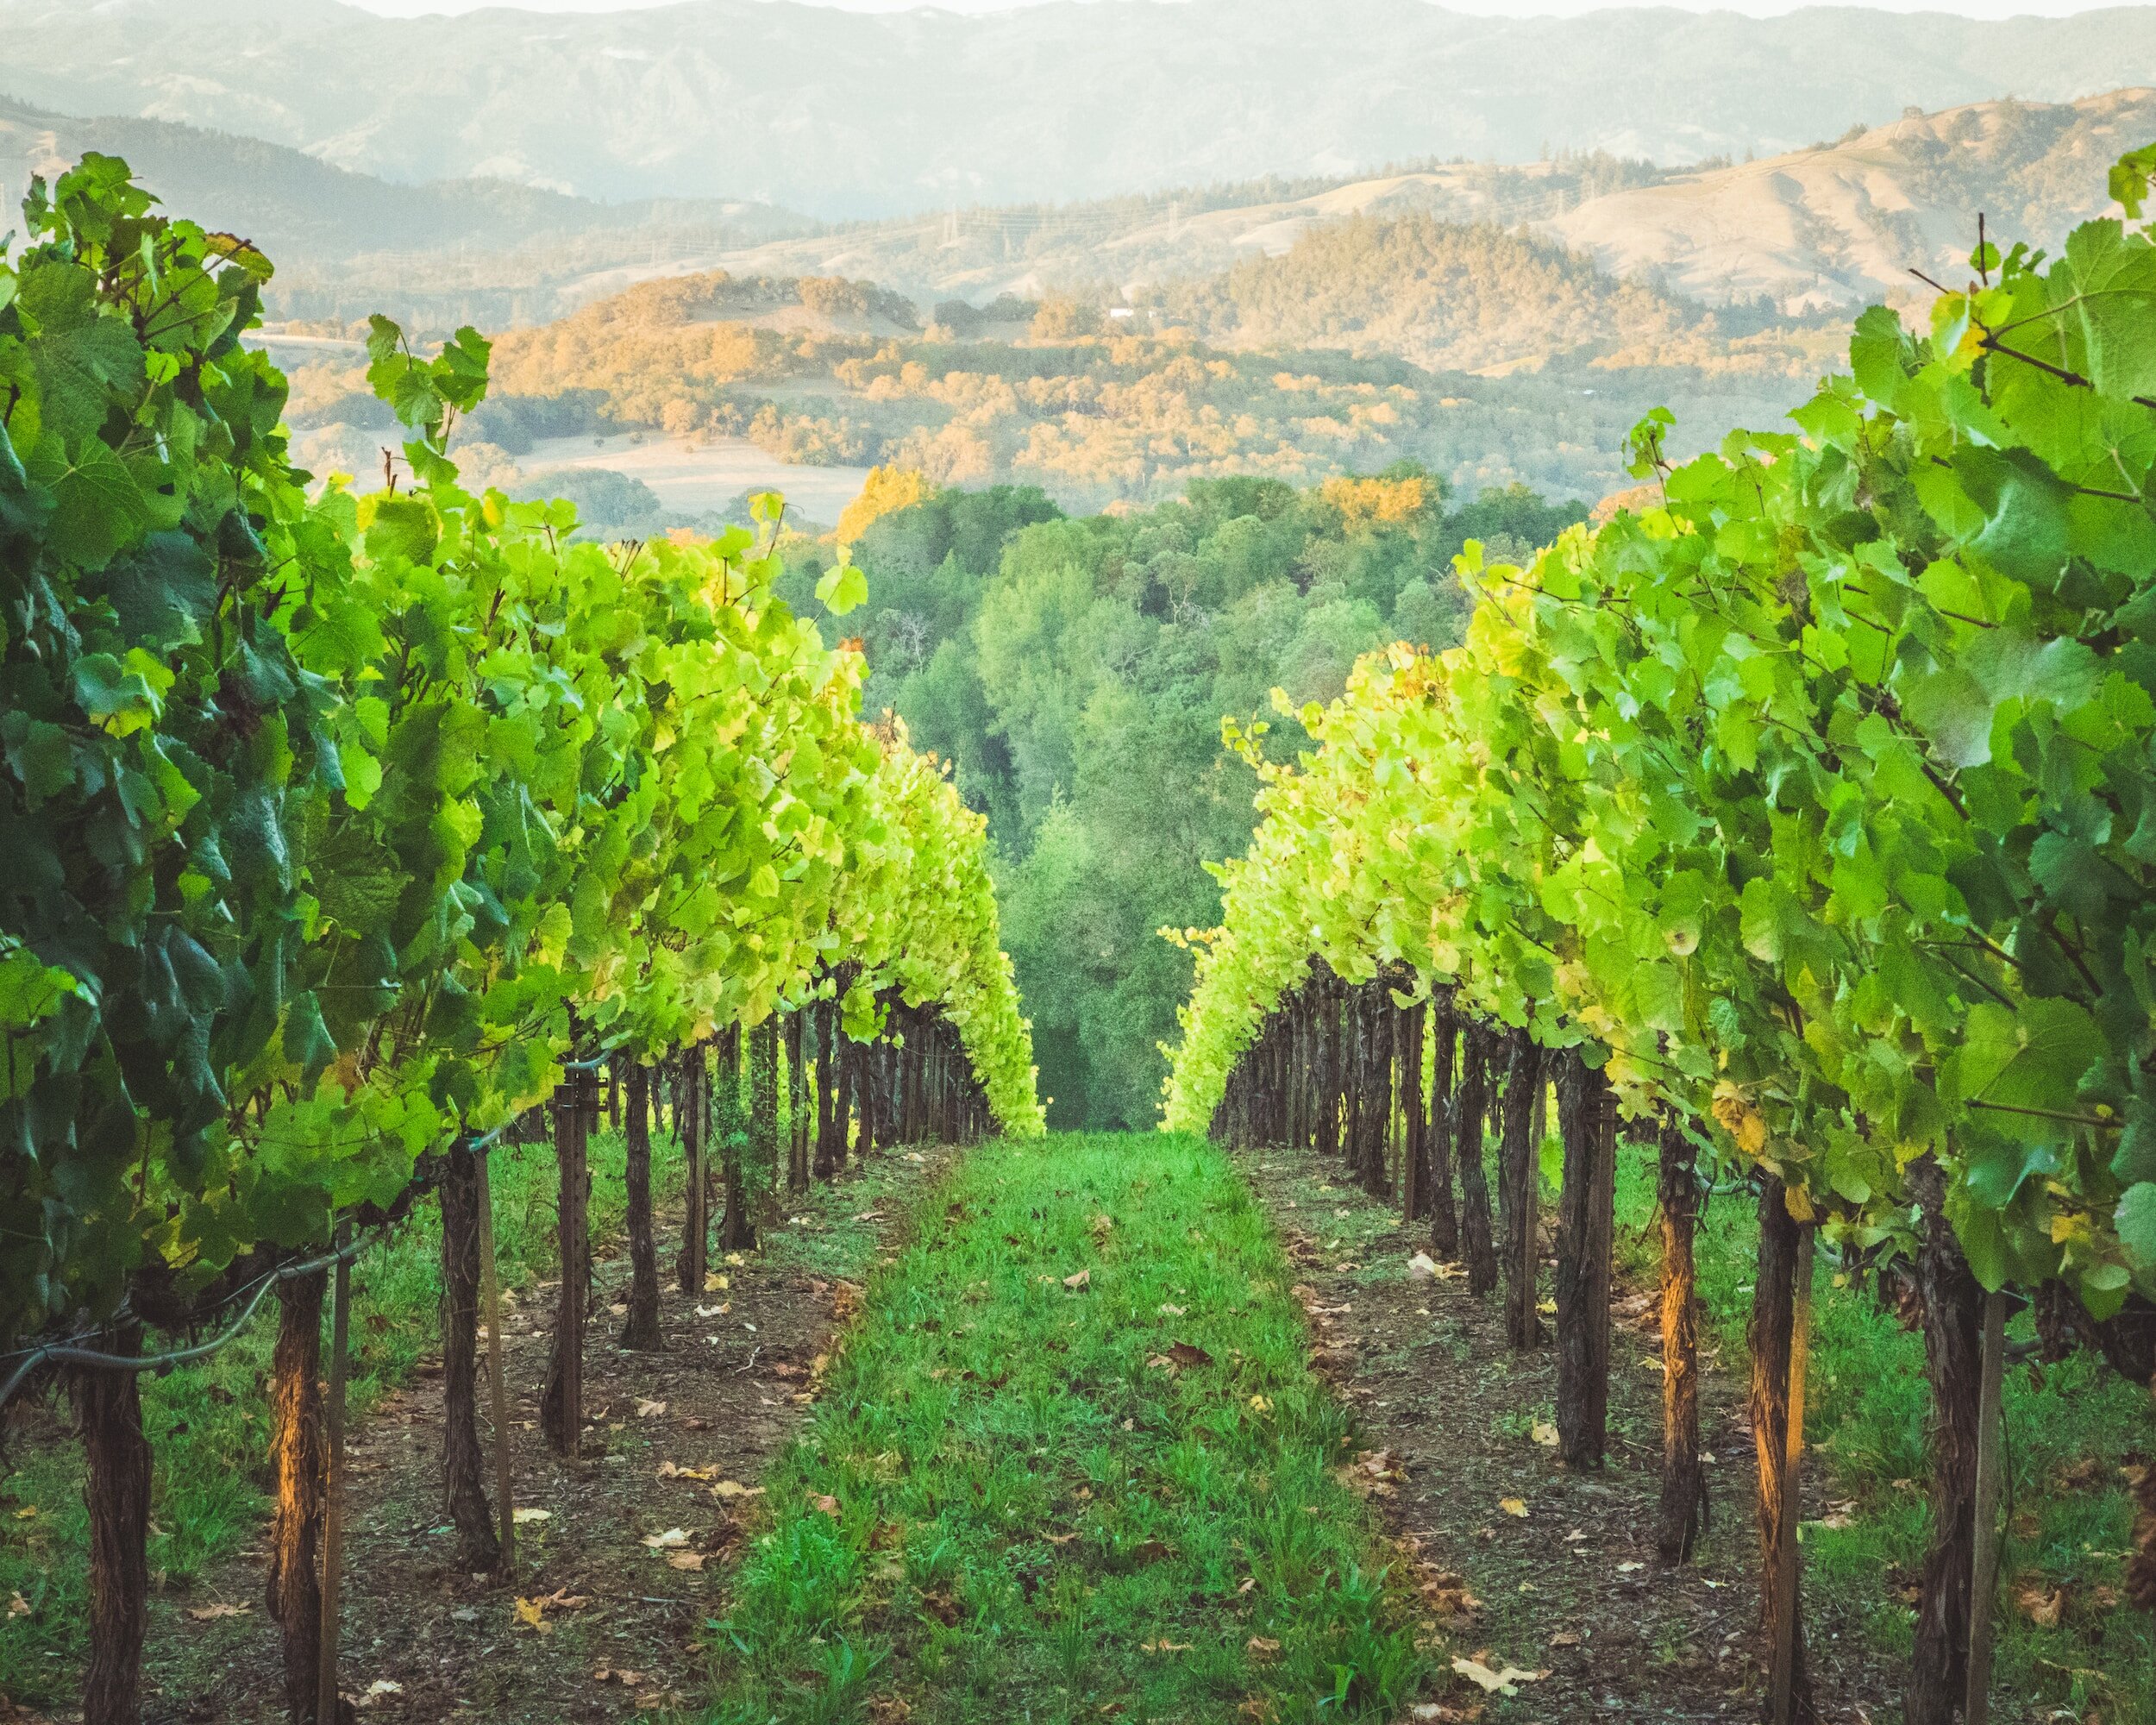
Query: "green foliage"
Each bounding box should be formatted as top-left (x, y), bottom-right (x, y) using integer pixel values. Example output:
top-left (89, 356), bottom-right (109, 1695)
top-left (701, 1133), bottom-right (1430, 1725)
top-left (1167, 148), bottom-right (2156, 1307)
top-left (0, 158), bottom-right (1040, 1361)
top-left (806, 471), bottom-right (1560, 1127)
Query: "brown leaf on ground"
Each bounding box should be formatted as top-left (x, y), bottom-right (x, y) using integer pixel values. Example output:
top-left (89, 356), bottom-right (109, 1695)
top-left (185, 1603), bottom-right (250, 1622)
top-left (1244, 1635), bottom-right (1281, 1661)
top-left (666, 1551), bottom-right (705, 1571)
top-left (1418, 1571), bottom-right (1481, 1621)
top-left (1498, 1496), bottom-right (1528, 1518)
top-left (1450, 1656), bottom-right (1545, 1695)
top-left (592, 1669), bottom-right (648, 1685)
top-left (1167, 1341), bottom-right (1213, 1369)
top-left (1063, 1270), bottom-right (1091, 1290)
top-left (2014, 1576), bottom-right (2067, 1627)
top-left (811, 1495), bottom-right (841, 1519)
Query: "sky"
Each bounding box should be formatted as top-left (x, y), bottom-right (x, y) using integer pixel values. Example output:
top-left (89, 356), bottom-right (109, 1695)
top-left (338, 0), bottom-right (2137, 19)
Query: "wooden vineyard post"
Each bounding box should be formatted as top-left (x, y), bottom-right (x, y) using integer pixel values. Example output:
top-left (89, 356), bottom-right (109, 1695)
top-left (1963, 1289), bottom-right (2008, 1725)
top-left (542, 1074), bottom-right (591, 1455)
top-left (317, 1220), bottom-right (352, 1725)
top-left (1500, 1031), bottom-right (1545, 1351)
top-left (680, 1044), bottom-right (707, 1295)
top-left (1771, 1221), bottom-right (1816, 1725)
top-left (1399, 997), bottom-right (1424, 1225)
top-left (475, 1146), bottom-right (516, 1574)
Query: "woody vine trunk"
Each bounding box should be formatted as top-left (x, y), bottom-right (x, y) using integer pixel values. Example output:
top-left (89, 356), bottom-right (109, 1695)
top-left (1553, 1051), bottom-right (1614, 1467)
top-left (1499, 1029), bottom-right (1545, 1351)
top-left (71, 1324), bottom-right (151, 1725)
top-left (268, 1270), bottom-right (328, 1722)
top-left (436, 1143), bottom-right (498, 1571)
top-left (1751, 1177), bottom-right (1816, 1724)
top-left (1455, 1026), bottom-right (1500, 1297)
top-left (1655, 1118), bottom-right (1706, 1564)
top-left (620, 1063), bottom-right (664, 1351)
top-left (1908, 1154), bottom-right (1985, 1722)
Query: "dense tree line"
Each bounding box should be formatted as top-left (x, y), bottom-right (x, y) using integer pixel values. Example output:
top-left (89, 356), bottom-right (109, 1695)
top-left (777, 470), bottom-right (1583, 1127)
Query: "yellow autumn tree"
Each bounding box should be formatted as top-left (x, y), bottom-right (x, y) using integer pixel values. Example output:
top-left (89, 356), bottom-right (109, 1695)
top-left (835, 465), bottom-right (937, 549)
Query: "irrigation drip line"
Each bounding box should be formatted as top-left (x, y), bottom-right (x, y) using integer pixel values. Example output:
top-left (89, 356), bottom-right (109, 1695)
top-left (0, 1118), bottom-right (535, 1412)
top-left (3, 1049), bottom-right (736, 1408)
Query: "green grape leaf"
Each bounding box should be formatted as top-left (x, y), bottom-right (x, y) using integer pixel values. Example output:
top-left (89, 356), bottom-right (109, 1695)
top-left (817, 560), bottom-right (869, 615)
top-left (2116, 1182), bottom-right (2156, 1271)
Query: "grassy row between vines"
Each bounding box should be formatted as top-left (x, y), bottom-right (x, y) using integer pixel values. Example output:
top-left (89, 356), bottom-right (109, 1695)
top-left (698, 1131), bottom-right (1430, 1725)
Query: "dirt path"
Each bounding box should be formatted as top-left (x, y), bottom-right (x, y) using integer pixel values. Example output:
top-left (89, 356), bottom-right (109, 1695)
top-left (144, 1149), bottom-right (956, 1725)
top-left (1232, 1147), bottom-right (1897, 1723)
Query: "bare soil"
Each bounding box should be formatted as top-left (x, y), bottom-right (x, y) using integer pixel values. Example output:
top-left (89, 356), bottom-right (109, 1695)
top-left (1232, 1145), bottom-right (1900, 1724)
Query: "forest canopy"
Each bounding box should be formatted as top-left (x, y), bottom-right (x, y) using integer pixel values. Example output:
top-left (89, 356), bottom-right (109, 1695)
top-left (773, 468), bottom-right (1585, 1126)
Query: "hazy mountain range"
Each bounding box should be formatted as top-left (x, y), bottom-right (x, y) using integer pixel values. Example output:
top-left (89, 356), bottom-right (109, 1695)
top-left (3, 0), bottom-right (2156, 216)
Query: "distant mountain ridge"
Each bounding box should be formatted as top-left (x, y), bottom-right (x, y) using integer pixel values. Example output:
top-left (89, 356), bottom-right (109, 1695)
top-left (3, 0), bottom-right (2156, 217)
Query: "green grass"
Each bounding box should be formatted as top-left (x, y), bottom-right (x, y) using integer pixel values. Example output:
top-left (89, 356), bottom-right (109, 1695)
top-left (1614, 1157), bottom-right (2155, 1725)
top-left (697, 1132), bottom-right (1432, 1725)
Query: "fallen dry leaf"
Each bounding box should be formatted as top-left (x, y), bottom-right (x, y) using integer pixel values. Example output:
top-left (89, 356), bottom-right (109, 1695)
top-left (512, 1596), bottom-right (551, 1634)
top-left (1548, 1629), bottom-right (1581, 1648)
top-left (1063, 1270), bottom-right (1091, 1291)
top-left (1157, 1302), bottom-right (1188, 1316)
top-left (1450, 1656), bottom-right (1545, 1696)
top-left (1498, 1497), bottom-right (1528, 1518)
top-left (511, 1507), bottom-right (551, 1525)
top-left (711, 1479), bottom-right (765, 1501)
top-left (1530, 1421), bottom-right (1557, 1448)
top-left (658, 1461), bottom-right (717, 1482)
top-left (704, 1272), bottom-right (731, 1292)
top-left (592, 1668), bottom-right (649, 1685)
top-left (1140, 1640), bottom-right (1194, 1654)
top-left (6, 1591), bottom-right (28, 1618)
top-left (1417, 1571), bottom-right (1480, 1620)
top-left (1245, 1635), bottom-right (1281, 1660)
top-left (636, 1397), bottom-right (667, 1419)
top-left (642, 1528), bottom-right (692, 1549)
top-left (811, 1495), bottom-right (841, 1519)
top-left (186, 1603), bottom-right (250, 1622)
top-left (666, 1551), bottom-right (706, 1571)
top-left (2015, 1578), bottom-right (2067, 1628)
top-left (1167, 1341), bottom-right (1213, 1369)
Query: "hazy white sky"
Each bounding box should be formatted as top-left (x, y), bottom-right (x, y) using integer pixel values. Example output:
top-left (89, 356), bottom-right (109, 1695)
top-left (340, 0), bottom-right (2137, 19)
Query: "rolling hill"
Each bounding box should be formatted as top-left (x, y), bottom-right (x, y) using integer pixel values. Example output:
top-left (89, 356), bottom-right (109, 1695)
top-left (2, 0), bottom-right (2154, 216)
top-left (0, 94), bottom-right (808, 328)
top-left (1549, 86), bottom-right (2156, 308)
